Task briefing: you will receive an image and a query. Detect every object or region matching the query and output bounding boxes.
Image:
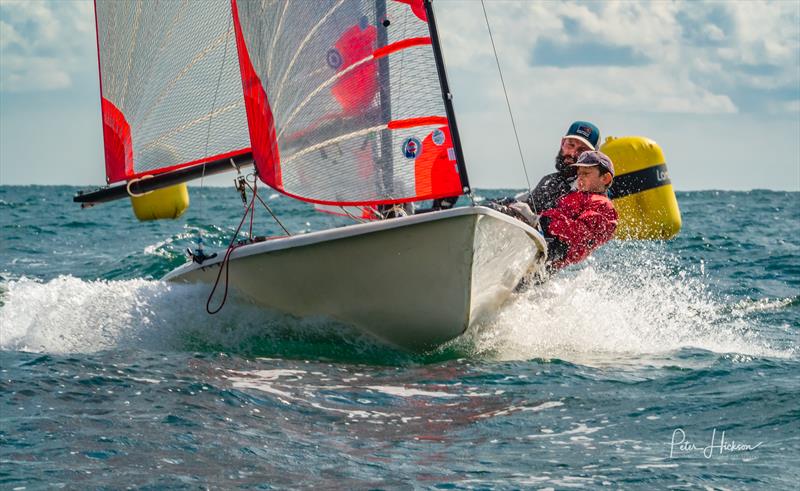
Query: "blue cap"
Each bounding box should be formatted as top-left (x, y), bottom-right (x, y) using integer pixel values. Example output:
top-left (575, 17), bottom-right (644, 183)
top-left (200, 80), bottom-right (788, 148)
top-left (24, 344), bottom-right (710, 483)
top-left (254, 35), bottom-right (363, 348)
top-left (572, 150), bottom-right (615, 177)
top-left (564, 121), bottom-right (600, 150)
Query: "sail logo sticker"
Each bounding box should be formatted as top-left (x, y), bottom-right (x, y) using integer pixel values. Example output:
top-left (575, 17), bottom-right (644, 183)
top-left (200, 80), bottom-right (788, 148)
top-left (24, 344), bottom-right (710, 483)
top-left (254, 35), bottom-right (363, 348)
top-left (327, 48), bottom-right (343, 69)
top-left (403, 137), bottom-right (422, 159)
top-left (431, 129), bottom-right (445, 146)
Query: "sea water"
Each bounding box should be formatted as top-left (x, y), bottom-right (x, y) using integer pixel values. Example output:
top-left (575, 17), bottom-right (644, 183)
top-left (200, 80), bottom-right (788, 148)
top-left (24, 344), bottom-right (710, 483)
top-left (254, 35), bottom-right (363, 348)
top-left (1, 186), bottom-right (798, 489)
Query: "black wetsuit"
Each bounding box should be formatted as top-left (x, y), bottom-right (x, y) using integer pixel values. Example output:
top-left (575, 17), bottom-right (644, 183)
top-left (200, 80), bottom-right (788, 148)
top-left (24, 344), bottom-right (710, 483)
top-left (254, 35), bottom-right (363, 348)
top-left (520, 171), bottom-right (575, 213)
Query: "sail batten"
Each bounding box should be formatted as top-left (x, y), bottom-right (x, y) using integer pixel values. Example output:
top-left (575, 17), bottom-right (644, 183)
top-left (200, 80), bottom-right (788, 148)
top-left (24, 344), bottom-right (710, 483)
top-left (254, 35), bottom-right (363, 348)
top-left (277, 53), bottom-right (376, 142)
top-left (265, 0), bottom-right (290, 78)
top-left (281, 124), bottom-right (389, 167)
top-left (373, 36), bottom-right (431, 58)
top-left (232, 0), bottom-right (466, 205)
top-left (277, 37), bottom-right (433, 142)
top-left (272, 0), bottom-right (349, 110)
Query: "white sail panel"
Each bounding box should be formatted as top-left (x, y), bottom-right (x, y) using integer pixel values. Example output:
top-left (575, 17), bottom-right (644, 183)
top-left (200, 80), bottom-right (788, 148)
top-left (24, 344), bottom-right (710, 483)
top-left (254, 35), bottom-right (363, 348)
top-left (233, 0), bottom-right (465, 205)
top-left (95, 0), bottom-right (251, 183)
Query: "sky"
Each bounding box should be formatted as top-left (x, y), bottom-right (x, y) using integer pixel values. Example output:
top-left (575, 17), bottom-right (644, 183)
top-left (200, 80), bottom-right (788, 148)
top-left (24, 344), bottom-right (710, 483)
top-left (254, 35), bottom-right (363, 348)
top-left (0, 0), bottom-right (799, 191)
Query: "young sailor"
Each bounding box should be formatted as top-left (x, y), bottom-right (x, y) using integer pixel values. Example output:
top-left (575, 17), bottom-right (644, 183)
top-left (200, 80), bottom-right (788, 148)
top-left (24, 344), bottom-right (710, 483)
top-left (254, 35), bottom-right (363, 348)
top-left (541, 151), bottom-right (617, 270)
top-left (507, 151), bottom-right (618, 271)
top-left (517, 120), bottom-right (601, 212)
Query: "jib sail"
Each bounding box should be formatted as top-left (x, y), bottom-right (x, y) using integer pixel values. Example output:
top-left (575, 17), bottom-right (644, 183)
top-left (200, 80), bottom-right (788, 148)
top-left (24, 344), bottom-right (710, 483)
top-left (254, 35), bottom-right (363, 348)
top-left (231, 0), bottom-right (468, 205)
top-left (95, 0), bottom-right (251, 184)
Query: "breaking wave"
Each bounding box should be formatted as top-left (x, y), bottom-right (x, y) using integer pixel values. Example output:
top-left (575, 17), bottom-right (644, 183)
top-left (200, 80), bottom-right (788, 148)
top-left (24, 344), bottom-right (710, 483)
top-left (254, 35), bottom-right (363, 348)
top-left (466, 242), bottom-right (795, 363)
top-left (0, 276), bottom-right (388, 361)
top-left (1, 241), bottom-right (794, 364)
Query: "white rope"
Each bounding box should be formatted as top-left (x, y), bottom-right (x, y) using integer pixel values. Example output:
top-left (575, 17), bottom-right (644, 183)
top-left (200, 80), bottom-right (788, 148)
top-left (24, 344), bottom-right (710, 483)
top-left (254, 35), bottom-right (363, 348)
top-left (125, 175), bottom-right (154, 198)
top-left (197, 8), bottom-right (233, 252)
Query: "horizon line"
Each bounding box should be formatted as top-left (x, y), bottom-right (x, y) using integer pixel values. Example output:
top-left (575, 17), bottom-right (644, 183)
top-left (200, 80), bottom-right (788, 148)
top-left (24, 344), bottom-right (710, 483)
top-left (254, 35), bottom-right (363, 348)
top-left (0, 183), bottom-right (798, 193)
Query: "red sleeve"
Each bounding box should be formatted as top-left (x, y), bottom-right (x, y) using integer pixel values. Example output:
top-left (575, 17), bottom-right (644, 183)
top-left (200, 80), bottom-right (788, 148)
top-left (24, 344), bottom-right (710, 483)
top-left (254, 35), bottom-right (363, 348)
top-left (541, 193), bottom-right (618, 266)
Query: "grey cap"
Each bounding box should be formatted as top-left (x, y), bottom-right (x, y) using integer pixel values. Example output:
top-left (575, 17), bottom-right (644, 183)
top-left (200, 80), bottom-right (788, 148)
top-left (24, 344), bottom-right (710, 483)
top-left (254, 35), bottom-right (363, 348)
top-left (571, 150), bottom-right (615, 177)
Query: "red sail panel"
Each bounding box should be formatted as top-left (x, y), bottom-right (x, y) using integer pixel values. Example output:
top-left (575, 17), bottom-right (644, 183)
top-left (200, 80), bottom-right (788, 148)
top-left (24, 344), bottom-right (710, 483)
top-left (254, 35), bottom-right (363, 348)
top-left (413, 126), bottom-right (460, 196)
top-left (231, 0), bottom-right (465, 206)
top-left (101, 98), bottom-right (133, 183)
top-left (394, 0), bottom-right (427, 22)
top-left (231, 0), bottom-right (281, 188)
top-left (330, 22), bottom-right (378, 115)
top-left (314, 203), bottom-right (381, 220)
top-left (94, 0), bottom-right (251, 183)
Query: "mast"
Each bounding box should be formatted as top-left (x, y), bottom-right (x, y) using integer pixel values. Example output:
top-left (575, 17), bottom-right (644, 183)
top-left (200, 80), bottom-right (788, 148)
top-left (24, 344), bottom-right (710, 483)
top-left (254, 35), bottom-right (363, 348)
top-left (423, 0), bottom-right (471, 194)
top-left (375, 0), bottom-right (393, 197)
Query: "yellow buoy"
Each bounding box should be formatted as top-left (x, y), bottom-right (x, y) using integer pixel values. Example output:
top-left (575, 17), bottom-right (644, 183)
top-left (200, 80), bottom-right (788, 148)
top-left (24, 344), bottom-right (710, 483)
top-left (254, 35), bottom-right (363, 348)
top-left (130, 182), bottom-right (190, 221)
top-left (600, 136), bottom-right (681, 240)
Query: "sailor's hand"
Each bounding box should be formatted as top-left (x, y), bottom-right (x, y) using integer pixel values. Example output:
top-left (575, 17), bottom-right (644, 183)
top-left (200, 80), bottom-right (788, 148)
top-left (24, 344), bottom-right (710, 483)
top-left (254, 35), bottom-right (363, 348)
top-left (508, 202), bottom-right (539, 227)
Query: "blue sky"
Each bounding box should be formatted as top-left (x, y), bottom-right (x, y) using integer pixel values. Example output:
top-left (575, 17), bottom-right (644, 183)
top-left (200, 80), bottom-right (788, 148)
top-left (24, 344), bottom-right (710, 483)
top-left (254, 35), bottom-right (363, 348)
top-left (1, 0), bottom-right (798, 191)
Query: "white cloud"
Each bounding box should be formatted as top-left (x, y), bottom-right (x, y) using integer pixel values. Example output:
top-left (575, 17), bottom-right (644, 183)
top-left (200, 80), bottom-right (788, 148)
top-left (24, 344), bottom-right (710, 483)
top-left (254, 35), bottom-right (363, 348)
top-left (432, 0), bottom-right (798, 189)
top-left (703, 23), bottom-right (725, 43)
top-left (721, 0), bottom-right (798, 65)
top-left (0, 19), bottom-right (23, 50)
top-left (1, 55), bottom-right (70, 91)
top-left (0, 0), bottom-right (94, 92)
top-left (438, 0), bottom-right (799, 117)
top-left (439, 1), bottom-right (721, 115)
top-left (766, 99), bottom-right (800, 115)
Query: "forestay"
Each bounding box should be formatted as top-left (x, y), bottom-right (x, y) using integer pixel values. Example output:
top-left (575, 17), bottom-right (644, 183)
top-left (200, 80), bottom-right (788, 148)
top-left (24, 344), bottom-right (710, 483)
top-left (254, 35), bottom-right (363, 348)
top-left (95, 0), bottom-right (251, 184)
top-left (232, 0), bottom-right (466, 205)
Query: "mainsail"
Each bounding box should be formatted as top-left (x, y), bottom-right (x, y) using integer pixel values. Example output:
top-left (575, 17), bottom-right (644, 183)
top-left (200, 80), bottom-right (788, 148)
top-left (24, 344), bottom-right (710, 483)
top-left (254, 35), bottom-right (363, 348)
top-left (95, 0), bottom-right (251, 184)
top-left (232, 0), bottom-right (468, 205)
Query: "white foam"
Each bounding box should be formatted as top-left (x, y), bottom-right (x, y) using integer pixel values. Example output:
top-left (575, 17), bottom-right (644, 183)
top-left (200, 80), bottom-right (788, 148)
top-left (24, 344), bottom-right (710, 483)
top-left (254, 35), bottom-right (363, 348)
top-left (1, 276), bottom-right (178, 353)
top-left (1, 243), bottom-right (794, 363)
top-left (365, 385), bottom-right (459, 399)
top-left (143, 232), bottom-right (195, 258)
top-left (466, 245), bottom-right (795, 364)
top-left (526, 423), bottom-right (604, 440)
top-left (0, 275), bottom-right (363, 354)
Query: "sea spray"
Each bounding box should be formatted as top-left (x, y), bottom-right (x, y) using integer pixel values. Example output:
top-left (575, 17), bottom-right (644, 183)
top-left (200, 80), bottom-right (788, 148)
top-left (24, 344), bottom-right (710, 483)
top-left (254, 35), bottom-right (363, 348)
top-left (0, 275), bottom-right (405, 362)
top-left (1, 240), bottom-right (792, 363)
top-left (466, 242), bottom-right (792, 363)
top-left (1, 276), bottom-right (192, 353)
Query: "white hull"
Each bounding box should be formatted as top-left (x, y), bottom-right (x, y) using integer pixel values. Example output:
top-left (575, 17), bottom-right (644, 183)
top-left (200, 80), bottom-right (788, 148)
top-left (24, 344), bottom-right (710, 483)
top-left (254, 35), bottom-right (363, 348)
top-left (164, 206), bottom-right (547, 351)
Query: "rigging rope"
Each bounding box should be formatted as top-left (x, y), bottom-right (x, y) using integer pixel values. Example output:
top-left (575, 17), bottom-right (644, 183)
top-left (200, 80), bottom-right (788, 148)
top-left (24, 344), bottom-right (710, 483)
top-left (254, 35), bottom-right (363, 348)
top-left (196, 10), bottom-right (234, 254)
top-left (206, 187), bottom-right (256, 314)
top-left (206, 175), bottom-right (291, 314)
top-left (245, 178), bottom-right (291, 236)
top-left (480, 0), bottom-right (533, 195)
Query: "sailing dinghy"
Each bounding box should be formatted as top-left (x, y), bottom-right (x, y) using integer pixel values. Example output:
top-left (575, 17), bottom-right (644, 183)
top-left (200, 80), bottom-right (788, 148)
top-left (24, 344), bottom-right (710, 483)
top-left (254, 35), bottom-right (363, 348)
top-left (75, 0), bottom-right (548, 350)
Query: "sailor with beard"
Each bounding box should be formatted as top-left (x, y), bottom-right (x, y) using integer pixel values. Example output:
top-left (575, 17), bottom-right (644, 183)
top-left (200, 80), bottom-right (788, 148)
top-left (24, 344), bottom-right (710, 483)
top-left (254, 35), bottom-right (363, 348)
top-left (518, 121), bottom-right (600, 212)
